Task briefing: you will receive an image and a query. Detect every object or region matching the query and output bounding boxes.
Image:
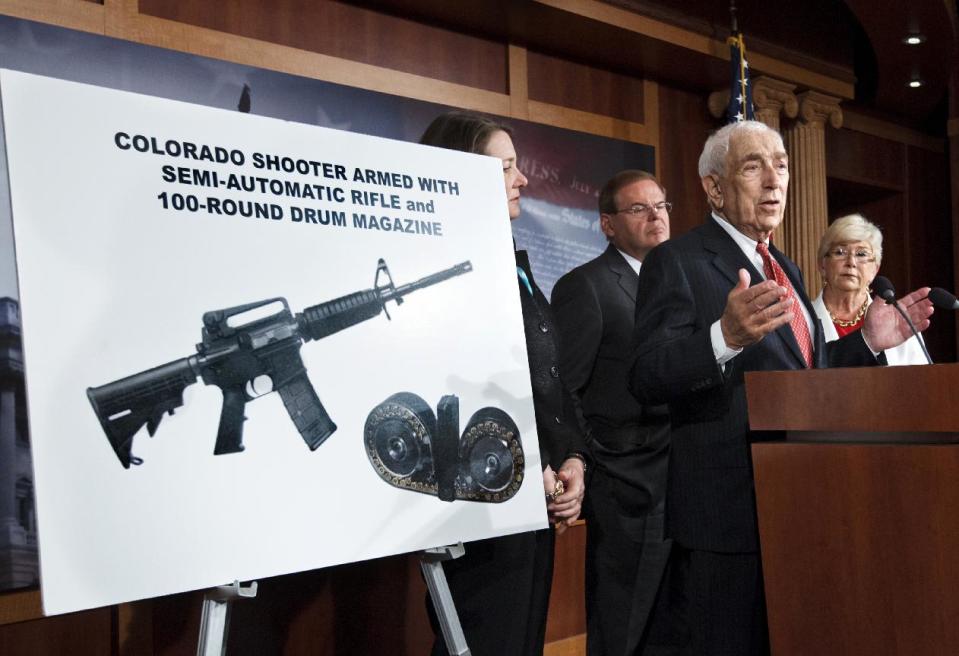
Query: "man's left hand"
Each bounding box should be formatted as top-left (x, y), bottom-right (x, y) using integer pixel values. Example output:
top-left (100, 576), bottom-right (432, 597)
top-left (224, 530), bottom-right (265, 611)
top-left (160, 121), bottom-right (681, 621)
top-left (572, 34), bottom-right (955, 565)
top-left (862, 287), bottom-right (933, 351)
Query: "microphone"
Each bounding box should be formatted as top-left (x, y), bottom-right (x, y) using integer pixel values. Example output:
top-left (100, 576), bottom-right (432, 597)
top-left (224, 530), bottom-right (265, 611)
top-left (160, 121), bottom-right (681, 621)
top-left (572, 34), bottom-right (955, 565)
top-left (872, 275), bottom-right (896, 303)
top-left (871, 276), bottom-right (932, 364)
top-left (929, 287), bottom-right (959, 311)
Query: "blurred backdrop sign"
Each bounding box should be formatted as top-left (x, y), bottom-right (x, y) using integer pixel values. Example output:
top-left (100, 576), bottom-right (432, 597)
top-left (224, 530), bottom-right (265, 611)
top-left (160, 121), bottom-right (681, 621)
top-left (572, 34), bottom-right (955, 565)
top-left (0, 69), bottom-right (548, 615)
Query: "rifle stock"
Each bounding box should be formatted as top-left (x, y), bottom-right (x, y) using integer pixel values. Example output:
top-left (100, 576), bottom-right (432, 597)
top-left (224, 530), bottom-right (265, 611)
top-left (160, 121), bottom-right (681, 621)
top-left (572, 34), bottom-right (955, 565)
top-left (87, 357), bottom-right (198, 468)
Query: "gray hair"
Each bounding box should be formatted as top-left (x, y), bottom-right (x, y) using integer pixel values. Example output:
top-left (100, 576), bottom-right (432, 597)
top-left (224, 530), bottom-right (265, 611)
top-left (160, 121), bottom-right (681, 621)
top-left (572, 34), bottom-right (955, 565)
top-left (817, 213), bottom-right (884, 263)
top-left (698, 120), bottom-right (784, 178)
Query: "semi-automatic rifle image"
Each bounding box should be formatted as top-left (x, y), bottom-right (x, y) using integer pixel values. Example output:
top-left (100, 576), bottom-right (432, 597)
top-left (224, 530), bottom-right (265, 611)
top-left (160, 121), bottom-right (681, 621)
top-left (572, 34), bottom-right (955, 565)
top-left (88, 259), bottom-right (473, 468)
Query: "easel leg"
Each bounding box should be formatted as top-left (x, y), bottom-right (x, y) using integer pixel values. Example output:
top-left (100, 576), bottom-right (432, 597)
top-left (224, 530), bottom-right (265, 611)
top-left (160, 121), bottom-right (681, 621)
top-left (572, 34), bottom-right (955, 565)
top-left (421, 543), bottom-right (471, 656)
top-left (196, 580), bottom-right (258, 656)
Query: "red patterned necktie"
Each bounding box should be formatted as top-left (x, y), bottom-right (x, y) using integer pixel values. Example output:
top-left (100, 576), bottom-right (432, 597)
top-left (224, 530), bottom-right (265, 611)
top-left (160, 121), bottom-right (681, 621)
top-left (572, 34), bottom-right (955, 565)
top-left (756, 242), bottom-right (813, 367)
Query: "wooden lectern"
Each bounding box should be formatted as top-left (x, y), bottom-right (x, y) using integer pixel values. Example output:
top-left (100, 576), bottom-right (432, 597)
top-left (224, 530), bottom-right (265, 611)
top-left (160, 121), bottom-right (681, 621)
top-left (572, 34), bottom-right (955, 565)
top-left (746, 363), bottom-right (959, 656)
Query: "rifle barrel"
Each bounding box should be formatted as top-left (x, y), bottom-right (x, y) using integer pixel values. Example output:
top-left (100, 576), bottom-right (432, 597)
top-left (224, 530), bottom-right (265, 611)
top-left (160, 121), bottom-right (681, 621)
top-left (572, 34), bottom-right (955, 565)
top-left (392, 260), bottom-right (472, 299)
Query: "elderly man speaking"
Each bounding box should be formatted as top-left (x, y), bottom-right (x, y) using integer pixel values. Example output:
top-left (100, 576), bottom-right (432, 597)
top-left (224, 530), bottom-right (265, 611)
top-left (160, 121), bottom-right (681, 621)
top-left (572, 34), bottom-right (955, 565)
top-left (627, 120), bottom-right (933, 656)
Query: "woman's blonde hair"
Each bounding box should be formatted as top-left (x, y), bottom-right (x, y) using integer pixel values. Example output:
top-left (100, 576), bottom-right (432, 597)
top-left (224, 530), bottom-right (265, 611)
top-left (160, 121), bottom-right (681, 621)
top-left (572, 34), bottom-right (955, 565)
top-left (817, 213), bottom-right (883, 264)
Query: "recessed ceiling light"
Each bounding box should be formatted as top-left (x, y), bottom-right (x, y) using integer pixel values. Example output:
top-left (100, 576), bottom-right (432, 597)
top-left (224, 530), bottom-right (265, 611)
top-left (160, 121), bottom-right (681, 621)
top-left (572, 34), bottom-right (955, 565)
top-left (903, 35), bottom-right (926, 45)
top-left (908, 79), bottom-right (924, 88)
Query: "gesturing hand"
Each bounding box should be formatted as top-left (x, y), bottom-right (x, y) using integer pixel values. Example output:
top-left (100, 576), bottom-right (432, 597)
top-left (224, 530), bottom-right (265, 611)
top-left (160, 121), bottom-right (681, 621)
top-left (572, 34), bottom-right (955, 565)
top-left (720, 269), bottom-right (794, 349)
top-left (862, 287), bottom-right (933, 352)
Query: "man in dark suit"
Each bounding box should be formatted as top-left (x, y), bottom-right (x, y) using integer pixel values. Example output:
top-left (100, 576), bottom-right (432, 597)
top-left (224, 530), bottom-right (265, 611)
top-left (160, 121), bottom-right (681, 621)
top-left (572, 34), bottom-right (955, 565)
top-left (552, 170), bottom-right (672, 656)
top-left (628, 120), bottom-right (933, 655)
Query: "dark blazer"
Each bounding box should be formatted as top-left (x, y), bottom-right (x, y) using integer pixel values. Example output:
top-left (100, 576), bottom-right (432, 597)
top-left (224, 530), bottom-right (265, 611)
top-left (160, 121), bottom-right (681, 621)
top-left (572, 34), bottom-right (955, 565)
top-left (628, 216), bottom-right (876, 553)
top-left (552, 243), bottom-right (669, 510)
top-left (516, 249), bottom-right (588, 471)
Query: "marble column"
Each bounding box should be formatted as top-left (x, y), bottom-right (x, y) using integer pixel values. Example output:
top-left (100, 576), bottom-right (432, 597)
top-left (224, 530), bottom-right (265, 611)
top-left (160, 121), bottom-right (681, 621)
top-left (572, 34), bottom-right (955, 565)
top-left (780, 91), bottom-right (843, 298)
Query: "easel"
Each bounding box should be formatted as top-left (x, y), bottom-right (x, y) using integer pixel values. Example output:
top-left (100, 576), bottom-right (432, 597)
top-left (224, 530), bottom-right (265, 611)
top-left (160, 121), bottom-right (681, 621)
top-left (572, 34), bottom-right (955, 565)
top-left (421, 543), bottom-right (471, 656)
top-left (195, 580), bottom-right (258, 656)
top-left (192, 545), bottom-right (469, 656)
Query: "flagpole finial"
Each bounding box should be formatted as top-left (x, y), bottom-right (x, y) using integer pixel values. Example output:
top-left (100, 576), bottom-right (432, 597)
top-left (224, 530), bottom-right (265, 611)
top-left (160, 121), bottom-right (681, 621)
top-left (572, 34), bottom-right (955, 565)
top-left (730, 0), bottom-right (738, 35)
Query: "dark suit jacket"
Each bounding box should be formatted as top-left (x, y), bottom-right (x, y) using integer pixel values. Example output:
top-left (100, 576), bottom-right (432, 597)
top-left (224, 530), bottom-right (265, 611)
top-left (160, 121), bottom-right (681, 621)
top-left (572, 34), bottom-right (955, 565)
top-left (552, 244), bottom-right (669, 512)
top-left (628, 216), bottom-right (876, 553)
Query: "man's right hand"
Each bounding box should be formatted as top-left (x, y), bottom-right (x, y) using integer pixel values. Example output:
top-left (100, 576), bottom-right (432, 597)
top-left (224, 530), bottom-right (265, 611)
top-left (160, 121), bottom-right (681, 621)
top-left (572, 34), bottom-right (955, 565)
top-left (720, 268), bottom-right (795, 349)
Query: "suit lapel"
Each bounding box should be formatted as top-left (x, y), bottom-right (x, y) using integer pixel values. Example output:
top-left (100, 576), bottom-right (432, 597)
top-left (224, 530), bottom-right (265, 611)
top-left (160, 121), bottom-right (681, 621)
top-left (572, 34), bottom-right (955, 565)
top-left (603, 244), bottom-right (638, 304)
top-left (701, 216), bottom-right (762, 286)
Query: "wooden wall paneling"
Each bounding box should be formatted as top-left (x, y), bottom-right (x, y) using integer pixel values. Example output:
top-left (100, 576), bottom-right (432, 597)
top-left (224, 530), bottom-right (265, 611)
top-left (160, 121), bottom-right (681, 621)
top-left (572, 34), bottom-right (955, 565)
top-left (655, 83), bottom-right (713, 238)
top-left (99, 0), bottom-right (661, 149)
top-left (953, 122), bottom-right (959, 356)
top-left (545, 521), bottom-right (587, 647)
top-left (96, 0), bottom-right (513, 117)
top-left (524, 100), bottom-right (653, 145)
top-left (753, 443), bottom-right (959, 655)
top-left (116, 599), bottom-right (153, 656)
top-left (0, 0), bottom-right (104, 32)
top-left (508, 44), bottom-right (530, 121)
top-left (529, 0), bottom-right (853, 100)
top-left (0, 588), bottom-right (40, 626)
top-left (825, 127), bottom-right (906, 192)
top-left (137, 0), bottom-right (509, 93)
top-left (644, 80), bottom-right (660, 177)
top-left (951, 68), bottom-right (959, 356)
top-left (842, 111), bottom-right (945, 154)
top-left (906, 145), bottom-right (957, 362)
top-left (527, 50), bottom-right (645, 124)
top-left (0, 605), bottom-right (113, 654)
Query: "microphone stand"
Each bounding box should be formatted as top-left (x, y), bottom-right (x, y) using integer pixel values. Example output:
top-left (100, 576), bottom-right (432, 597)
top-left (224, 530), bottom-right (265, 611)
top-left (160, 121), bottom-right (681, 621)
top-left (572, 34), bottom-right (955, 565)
top-left (873, 276), bottom-right (933, 365)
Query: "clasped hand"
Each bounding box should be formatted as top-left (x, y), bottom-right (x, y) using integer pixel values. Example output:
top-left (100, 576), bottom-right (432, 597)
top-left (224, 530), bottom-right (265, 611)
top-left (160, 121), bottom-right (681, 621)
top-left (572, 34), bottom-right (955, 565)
top-left (543, 458), bottom-right (585, 534)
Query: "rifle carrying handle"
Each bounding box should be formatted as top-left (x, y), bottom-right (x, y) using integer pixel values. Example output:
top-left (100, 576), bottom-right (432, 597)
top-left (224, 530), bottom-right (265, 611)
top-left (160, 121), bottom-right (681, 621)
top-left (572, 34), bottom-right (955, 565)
top-left (278, 371), bottom-right (337, 450)
top-left (214, 385), bottom-right (248, 455)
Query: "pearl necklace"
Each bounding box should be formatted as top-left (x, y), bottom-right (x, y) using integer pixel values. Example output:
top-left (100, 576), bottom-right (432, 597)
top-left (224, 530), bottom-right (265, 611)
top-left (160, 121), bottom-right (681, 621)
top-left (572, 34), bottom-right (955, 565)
top-left (828, 297), bottom-right (869, 327)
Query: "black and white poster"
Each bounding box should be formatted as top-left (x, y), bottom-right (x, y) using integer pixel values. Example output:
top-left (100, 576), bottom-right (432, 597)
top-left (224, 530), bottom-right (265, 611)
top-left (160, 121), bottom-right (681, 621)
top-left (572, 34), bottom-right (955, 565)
top-left (1, 69), bottom-right (547, 615)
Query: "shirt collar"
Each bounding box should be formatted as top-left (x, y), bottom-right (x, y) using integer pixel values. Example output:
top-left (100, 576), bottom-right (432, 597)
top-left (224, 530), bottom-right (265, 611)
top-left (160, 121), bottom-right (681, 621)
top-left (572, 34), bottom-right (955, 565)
top-left (615, 248), bottom-right (643, 275)
top-left (711, 210), bottom-right (767, 251)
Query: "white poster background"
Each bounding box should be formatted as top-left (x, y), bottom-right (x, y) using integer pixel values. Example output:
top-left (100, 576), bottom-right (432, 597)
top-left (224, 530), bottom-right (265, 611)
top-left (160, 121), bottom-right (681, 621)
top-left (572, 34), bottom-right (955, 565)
top-left (0, 70), bottom-right (546, 615)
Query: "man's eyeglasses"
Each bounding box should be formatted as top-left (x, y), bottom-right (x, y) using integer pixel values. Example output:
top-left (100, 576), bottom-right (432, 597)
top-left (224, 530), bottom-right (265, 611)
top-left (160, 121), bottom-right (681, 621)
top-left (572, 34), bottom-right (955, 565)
top-left (613, 202), bottom-right (672, 218)
top-left (825, 246), bottom-right (876, 263)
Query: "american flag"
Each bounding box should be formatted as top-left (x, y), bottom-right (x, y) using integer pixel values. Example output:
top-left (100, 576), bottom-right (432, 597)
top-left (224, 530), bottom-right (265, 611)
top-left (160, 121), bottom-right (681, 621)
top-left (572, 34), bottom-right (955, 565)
top-left (726, 33), bottom-right (754, 123)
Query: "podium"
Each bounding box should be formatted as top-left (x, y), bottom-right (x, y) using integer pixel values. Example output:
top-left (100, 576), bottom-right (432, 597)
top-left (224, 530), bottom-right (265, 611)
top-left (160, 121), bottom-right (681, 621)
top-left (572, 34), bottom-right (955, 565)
top-left (746, 364), bottom-right (959, 656)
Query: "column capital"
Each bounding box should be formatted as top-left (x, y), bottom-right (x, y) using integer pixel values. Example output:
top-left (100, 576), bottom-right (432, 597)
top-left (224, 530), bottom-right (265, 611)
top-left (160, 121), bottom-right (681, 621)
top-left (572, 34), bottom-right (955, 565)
top-left (752, 76), bottom-right (798, 119)
top-left (707, 90), bottom-right (729, 119)
top-left (797, 90), bottom-right (843, 129)
top-left (707, 77), bottom-right (798, 130)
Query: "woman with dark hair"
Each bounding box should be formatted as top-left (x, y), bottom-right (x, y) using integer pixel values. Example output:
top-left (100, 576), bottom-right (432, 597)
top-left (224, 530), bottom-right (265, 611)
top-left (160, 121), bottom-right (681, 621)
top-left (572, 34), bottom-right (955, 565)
top-left (420, 110), bottom-right (588, 656)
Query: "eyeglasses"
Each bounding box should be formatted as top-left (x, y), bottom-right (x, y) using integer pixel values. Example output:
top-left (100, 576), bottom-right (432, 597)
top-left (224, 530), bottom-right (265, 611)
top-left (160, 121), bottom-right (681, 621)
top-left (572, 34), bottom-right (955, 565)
top-left (825, 246), bottom-right (876, 263)
top-left (613, 202), bottom-right (672, 217)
